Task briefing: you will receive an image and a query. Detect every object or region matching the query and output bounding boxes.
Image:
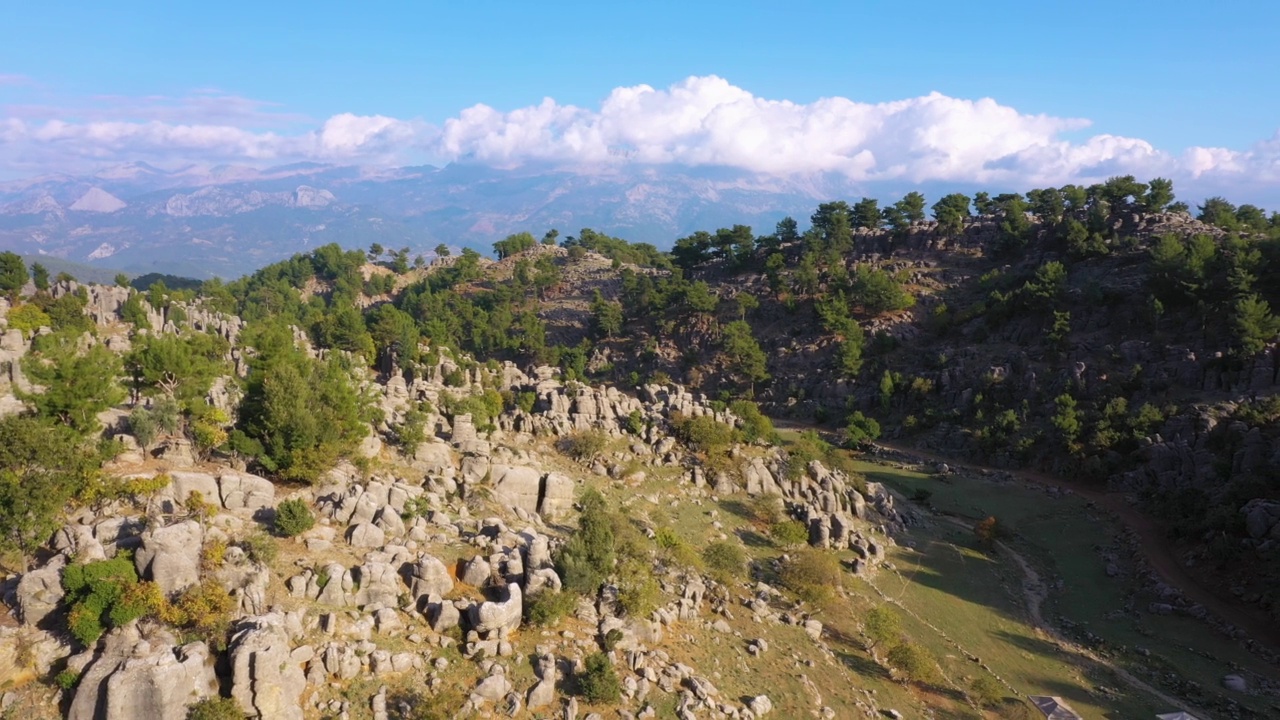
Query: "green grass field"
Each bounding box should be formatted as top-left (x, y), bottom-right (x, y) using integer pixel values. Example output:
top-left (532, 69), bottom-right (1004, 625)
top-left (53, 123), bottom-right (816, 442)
top-left (851, 456), bottom-right (1279, 719)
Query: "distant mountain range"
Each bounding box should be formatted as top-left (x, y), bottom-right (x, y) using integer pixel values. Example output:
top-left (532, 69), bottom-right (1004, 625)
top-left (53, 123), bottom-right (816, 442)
top-left (0, 161), bottom-right (853, 278)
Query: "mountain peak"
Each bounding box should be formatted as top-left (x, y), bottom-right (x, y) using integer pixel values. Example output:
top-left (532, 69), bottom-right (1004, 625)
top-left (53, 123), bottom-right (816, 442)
top-left (69, 187), bottom-right (127, 213)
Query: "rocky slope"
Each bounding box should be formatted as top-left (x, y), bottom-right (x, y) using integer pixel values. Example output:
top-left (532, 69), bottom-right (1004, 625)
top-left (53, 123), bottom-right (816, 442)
top-left (0, 286), bottom-right (911, 720)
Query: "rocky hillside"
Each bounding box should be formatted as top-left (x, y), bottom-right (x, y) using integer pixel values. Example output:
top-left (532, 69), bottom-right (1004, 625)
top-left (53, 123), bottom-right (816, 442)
top-left (0, 280), bottom-right (925, 720)
top-left (1, 179), bottom-right (1279, 718)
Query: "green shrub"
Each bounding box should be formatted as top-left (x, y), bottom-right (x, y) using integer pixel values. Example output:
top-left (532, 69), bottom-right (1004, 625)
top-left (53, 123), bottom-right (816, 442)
top-left (702, 541), bottom-right (746, 579)
top-left (625, 409), bottom-right (645, 435)
top-left (187, 697), bottom-right (247, 720)
top-left (863, 605), bottom-right (902, 650)
top-left (780, 548), bottom-right (842, 604)
top-left (673, 413), bottom-right (740, 452)
top-left (599, 628), bottom-right (623, 651)
top-left (578, 652), bottom-right (621, 703)
top-left (783, 430), bottom-right (833, 479)
top-left (770, 519), bottom-right (810, 547)
top-left (969, 675), bottom-right (1004, 707)
top-left (273, 498), bottom-right (315, 537)
top-left (886, 641), bottom-right (940, 685)
top-left (653, 526), bottom-right (701, 568)
top-left (745, 496), bottom-right (783, 526)
top-left (555, 489), bottom-right (615, 594)
top-left (524, 591), bottom-right (577, 627)
top-left (844, 411), bottom-right (881, 447)
top-left (239, 531), bottom-right (278, 566)
top-left (62, 555), bottom-right (158, 646)
top-left (129, 406), bottom-right (159, 448)
top-left (392, 407), bottom-right (428, 456)
top-left (562, 430), bottom-right (608, 463)
top-left (616, 558), bottom-right (661, 617)
top-left (729, 400), bottom-right (777, 443)
top-left (54, 669), bottom-right (80, 690)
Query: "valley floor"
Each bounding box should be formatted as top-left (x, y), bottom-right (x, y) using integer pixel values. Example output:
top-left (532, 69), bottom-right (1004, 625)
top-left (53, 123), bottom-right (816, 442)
top-left (839, 447), bottom-right (1280, 719)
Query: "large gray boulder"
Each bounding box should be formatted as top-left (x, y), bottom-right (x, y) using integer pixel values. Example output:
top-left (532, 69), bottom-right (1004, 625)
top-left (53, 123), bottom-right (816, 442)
top-left (68, 623), bottom-right (217, 720)
top-left (460, 555), bottom-right (492, 587)
top-left (135, 520), bottom-right (203, 594)
top-left (347, 522), bottom-right (386, 548)
top-left (166, 471), bottom-right (220, 506)
top-left (218, 472), bottom-right (275, 511)
top-left (491, 465), bottom-right (542, 514)
top-left (538, 472), bottom-right (575, 520)
top-left (407, 554), bottom-right (453, 601)
top-left (16, 554), bottom-right (66, 626)
top-left (229, 614), bottom-right (306, 720)
top-left (353, 560), bottom-right (402, 607)
top-left (469, 583), bottom-right (523, 638)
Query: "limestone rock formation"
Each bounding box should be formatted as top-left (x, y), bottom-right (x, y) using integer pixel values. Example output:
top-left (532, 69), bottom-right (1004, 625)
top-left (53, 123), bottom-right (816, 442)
top-left (135, 520), bottom-right (203, 594)
top-left (68, 623), bottom-right (217, 720)
top-left (229, 614), bottom-right (306, 720)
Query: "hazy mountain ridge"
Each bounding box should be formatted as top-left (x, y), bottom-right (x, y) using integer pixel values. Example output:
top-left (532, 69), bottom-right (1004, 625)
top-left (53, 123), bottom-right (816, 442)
top-left (0, 162), bottom-right (842, 278)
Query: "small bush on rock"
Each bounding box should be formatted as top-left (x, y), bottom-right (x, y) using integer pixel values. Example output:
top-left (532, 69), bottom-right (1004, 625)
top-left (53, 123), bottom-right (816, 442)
top-left (187, 697), bottom-right (247, 720)
top-left (561, 430), bottom-right (608, 463)
top-left (555, 489), bottom-right (615, 594)
top-left (62, 554), bottom-right (162, 646)
top-left (524, 591), bottom-right (576, 627)
top-left (274, 498), bottom-right (315, 537)
top-left (770, 519), bottom-right (810, 547)
top-left (578, 652), bottom-right (621, 703)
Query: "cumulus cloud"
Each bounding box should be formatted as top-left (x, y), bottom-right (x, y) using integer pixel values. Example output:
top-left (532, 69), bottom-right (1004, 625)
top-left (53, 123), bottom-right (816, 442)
top-left (428, 76), bottom-right (1280, 198)
top-left (0, 75), bottom-right (1278, 200)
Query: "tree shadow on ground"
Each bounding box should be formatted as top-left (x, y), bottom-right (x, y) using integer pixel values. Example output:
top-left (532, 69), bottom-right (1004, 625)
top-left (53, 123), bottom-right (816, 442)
top-left (735, 527), bottom-right (772, 548)
top-left (719, 498), bottom-right (755, 521)
top-left (1025, 675), bottom-right (1131, 719)
top-left (836, 650), bottom-right (891, 680)
top-left (990, 629), bottom-right (1071, 661)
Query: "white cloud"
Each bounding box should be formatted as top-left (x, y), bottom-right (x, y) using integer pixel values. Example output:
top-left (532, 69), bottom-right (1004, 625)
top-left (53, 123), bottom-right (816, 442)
top-left (431, 76), bottom-right (1279, 195)
top-left (0, 75), bottom-right (1278, 202)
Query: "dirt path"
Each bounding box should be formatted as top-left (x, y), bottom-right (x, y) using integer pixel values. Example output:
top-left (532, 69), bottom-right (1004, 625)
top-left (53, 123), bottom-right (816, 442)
top-left (867, 438), bottom-right (1280, 654)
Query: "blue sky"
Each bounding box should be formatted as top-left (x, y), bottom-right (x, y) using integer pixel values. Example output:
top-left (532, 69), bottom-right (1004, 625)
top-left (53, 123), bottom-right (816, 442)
top-left (2, 1), bottom-right (1278, 201)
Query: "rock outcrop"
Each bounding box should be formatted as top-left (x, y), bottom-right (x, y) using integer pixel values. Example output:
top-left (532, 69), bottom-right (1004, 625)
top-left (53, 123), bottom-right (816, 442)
top-left (68, 623), bottom-right (217, 720)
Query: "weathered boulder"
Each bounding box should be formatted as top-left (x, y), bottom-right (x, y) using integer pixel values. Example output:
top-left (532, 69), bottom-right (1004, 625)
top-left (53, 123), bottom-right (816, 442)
top-left (460, 555), bottom-right (492, 587)
top-left (451, 414), bottom-right (478, 446)
top-left (135, 520), bottom-right (203, 594)
top-left (748, 695), bottom-right (774, 716)
top-left (491, 465), bottom-right (542, 514)
top-left (1242, 499), bottom-right (1280, 540)
top-left (68, 623), bottom-right (217, 720)
top-left (0, 626), bottom-right (70, 680)
top-left (425, 594), bottom-right (461, 632)
top-left (347, 522), bottom-right (386, 548)
top-left (353, 560), bottom-right (403, 607)
top-left (460, 455), bottom-right (491, 485)
top-left (526, 653), bottom-right (558, 710)
top-left (16, 554), bottom-right (66, 626)
top-left (469, 583), bottom-right (523, 637)
top-left (218, 472), bottom-right (275, 511)
top-left (153, 438), bottom-right (196, 467)
top-left (407, 554), bottom-right (453, 601)
top-left (539, 472), bottom-right (575, 520)
top-left (414, 440), bottom-right (455, 473)
top-left (229, 614), bottom-right (306, 720)
top-left (165, 471), bottom-right (221, 506)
